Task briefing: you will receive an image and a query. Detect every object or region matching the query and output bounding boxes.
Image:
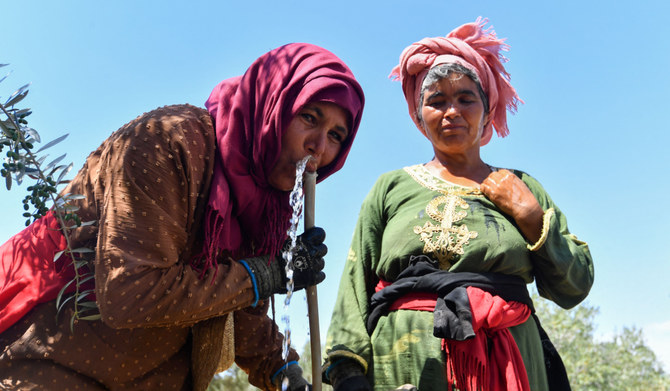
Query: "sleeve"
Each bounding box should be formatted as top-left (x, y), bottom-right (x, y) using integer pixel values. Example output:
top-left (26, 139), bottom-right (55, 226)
top-left (518, 171), bottom-right (595, 309)
top-left (324, 175), bottom-right (388, 374)
top-left (70, 105), bottom-right (257, 329)
top-left (233, 300), bottom-right (300, 391)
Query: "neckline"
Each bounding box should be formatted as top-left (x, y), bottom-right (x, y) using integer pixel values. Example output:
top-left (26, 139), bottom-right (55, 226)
top-left (403, 164), bottom-right (487, 196)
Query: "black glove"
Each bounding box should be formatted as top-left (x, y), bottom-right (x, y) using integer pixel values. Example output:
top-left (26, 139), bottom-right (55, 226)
top-left (326, 359), bottom-right (372, 391)
top-left (243, 227), bottom-right (327, 299)
top-left (275, 363), bottom-right (311, 391)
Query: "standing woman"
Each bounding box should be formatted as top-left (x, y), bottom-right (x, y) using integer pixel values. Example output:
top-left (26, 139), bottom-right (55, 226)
top-left (0, 43), bottom-right (364, 390)
top-left (324, 19), bottom-right (593, 391)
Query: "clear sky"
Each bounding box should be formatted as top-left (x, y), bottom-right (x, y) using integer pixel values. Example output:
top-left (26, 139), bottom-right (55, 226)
top-left (3, 0), bottom-right (670, 371)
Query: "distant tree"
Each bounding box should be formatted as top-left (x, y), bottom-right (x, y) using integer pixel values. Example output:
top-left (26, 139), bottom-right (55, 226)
top-left (298, 340), bottom-right (333, 391)
top-left (208, 365), bottom-right (258, 391)
top-left (534, 294), bottom-right (670, 390)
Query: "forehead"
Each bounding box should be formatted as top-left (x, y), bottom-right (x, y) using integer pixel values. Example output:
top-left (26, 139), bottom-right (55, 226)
top-left (426, 72), bottom-right (478, 92)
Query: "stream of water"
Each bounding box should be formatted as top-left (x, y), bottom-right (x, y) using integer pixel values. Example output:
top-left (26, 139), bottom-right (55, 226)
top-left (279, 155), bottom-right (310, 391)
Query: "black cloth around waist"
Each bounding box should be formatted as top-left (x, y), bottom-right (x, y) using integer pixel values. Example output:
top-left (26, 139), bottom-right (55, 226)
top-left (366, 256), bottom-right (533, 340)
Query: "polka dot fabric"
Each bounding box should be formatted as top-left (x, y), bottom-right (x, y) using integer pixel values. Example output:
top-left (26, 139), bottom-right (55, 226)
top-left (1, 105), bottom-right (298, 390)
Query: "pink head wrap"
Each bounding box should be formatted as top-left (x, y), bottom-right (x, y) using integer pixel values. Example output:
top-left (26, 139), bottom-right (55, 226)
top-left (390, 17), bottom-right (522, 146)
top-left (201, 43), bottom-right (364, 269)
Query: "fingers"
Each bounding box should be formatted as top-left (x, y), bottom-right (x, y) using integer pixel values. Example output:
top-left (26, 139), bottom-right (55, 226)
top-left (299, 226), bottom-right (327, 257)
top-left (302, 226), bottom-right (326, 244)
top-left (310, 243), bottom-right (327, 258)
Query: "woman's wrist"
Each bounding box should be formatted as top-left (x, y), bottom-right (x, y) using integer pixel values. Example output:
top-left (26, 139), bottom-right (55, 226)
top-left (514, 202), bottom-right (544, 244)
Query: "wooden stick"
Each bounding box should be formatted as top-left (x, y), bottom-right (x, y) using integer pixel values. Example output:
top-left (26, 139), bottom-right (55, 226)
top-left (303, 171), bottom-right (322, 391)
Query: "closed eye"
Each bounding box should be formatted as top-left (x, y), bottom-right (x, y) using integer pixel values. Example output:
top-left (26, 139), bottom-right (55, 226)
top-left (329, 128), bottom-right (346, 143)
top-left (301, 112), bottom-right (317, 125)
top-left (457, 90), bottom-right (479, 105)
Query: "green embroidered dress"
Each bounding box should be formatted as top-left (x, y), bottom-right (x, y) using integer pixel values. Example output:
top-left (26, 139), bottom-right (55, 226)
top-left (325, 165), bottom-right (594, 391)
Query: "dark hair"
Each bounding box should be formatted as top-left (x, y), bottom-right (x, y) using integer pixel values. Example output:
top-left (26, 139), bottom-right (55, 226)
top-left (416, 63), bottom-right (489, 122)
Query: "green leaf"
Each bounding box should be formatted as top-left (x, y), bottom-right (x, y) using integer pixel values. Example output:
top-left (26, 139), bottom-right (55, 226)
top-left (43, 153), bottom-right (66, 173)
top-left (77, 314), bottom-right (102, 321)
top-left (5, 83), bottom-right (30, 104)
top-left (0, 119), bottom-right (15, 133)
top-left (23, 167), bottom-right (40, 179)
top-left (53, 250), bottom-right (65, 262)
top-left (79, 275), bottom-right (96, 285)
top-left (62, 193), bottom-right (86, 202)
top-left (56, 278), bottom-right (76, 309)
top-left (62, 204), bottom-right (80, 213)
top-left (36, 154), bottom-right (47, 166)
top-left (76, 290), bottom-right (95, 302)
top-left (77, 301), bottom-right (99, 310)
top-left (36, 133), bottom-right (68, 153)
top-left (15, 167), bottom-right (25, 185)
top-left (57, 163), bottom-right (74, 184)
top-left (72, 260), bottom-right (89, 269)
top-left (15, 108), bottom-right (31, 116)
top-left (71, 247), bottom-right (94, 254)
top-left (5, 174), bottom-right (11, 190)
top-left (4, 89), bottom-right (28, 108)
top-left (25, 127), bottom-right (40, 143)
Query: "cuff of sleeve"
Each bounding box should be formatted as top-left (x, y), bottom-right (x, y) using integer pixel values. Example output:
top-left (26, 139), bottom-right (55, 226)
top-left (323, 350), bottom-right (368, 379)
top-left (527, 208), bottom-right (555, 251)
top-left (239, 260), bottom-right (260, 307)
top-left (270, 360), bottom-right (299, 384)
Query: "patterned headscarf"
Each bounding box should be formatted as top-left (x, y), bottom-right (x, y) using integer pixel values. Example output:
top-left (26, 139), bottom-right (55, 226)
top-left (390, 17), bottom-right (521, 146)
top-left (201, 43), bottom-right (364, 270)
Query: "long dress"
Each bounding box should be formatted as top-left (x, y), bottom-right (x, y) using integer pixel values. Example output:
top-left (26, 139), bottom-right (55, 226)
top-left (0, 104), bottom-right (297, 391)
top-left (325, 164), bottom-right (594, 391)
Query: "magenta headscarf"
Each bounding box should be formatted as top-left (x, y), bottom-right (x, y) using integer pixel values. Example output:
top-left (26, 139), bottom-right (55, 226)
top-left (201, 43), bottom-right (364, 269)
top-left (390, 17), bottom-right (521, 146)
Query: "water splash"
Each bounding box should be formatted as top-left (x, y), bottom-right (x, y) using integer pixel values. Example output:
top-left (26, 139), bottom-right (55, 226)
top-left (280, 155), bottom-right (310, 390)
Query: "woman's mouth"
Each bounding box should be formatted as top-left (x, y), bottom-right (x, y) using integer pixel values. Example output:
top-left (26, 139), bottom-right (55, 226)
top-left (442, 123), bottom-right (464, 130)
top-left (304, 155), bottom-right (318, 173)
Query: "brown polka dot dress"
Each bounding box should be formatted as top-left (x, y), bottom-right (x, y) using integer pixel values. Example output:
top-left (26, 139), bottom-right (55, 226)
top-left (0, 105), bottom-right (298, 391)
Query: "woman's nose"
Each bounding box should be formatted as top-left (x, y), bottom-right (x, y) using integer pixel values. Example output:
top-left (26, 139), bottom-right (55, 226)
top-left (444, 104), bottom-right (459, 118)
top-left (306, 130), bottom-right (327, 157)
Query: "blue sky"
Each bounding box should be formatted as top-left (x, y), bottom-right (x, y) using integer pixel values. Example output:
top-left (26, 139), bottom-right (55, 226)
top-left (3, 0), bottom-right (670, 370)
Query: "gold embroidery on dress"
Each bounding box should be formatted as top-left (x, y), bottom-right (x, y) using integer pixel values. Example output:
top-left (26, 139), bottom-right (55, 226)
top-left (404, 164), bottom-right (484, 197)
top-left (346, 248), bottom-right (357, 263)
top-left (405, 165), bottom-right (480, 268)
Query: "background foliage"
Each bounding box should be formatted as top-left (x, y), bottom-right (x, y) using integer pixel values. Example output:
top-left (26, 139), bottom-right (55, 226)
top-left (535, 294), bottom-right (670, 390)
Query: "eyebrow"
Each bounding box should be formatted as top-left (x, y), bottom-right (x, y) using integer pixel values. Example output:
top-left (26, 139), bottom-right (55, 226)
top-left (307, 105), bottom-right (349, 138)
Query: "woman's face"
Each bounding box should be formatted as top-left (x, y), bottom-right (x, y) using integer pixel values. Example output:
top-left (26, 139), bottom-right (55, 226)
top-left (420, 72), bottom-right (488, 157)
top-left (268, 101), bottom-right (349, 191)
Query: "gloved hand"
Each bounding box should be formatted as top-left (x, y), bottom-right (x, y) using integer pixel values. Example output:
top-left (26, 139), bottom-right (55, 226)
top-left (243, 226), bottom-right (327, 300)
top-left (326, 359), bottom-right (372, 391)
top-left (275, 363), bottom-right (312, 391)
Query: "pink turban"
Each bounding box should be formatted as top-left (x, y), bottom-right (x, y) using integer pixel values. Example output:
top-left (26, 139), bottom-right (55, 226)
top-left (390, 18), bottom-right (522, 146)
